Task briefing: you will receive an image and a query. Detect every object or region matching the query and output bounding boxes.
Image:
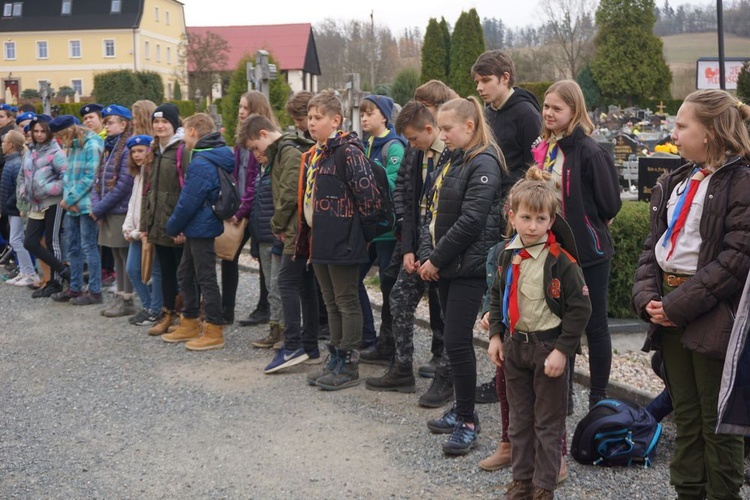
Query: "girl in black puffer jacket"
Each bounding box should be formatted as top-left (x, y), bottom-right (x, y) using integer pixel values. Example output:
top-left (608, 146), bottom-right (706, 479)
top-left (419, 96), bottom-right (505, 455)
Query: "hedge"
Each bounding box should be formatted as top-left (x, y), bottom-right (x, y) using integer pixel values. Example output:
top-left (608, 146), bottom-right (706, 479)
top-left (92, 70), bottom-right (164, 108)
top-left (168, 100), bottom-right (196, 118)
top-left (517, 81), bottom-right (554, 106)
top-left (607, 200), bottom-right (651, 318)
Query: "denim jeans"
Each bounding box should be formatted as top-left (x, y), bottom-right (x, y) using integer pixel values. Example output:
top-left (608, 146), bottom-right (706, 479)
top-left (258, 242), bottom-right (283, 324)
top-left (65, 214), bottom-right (101, 294)
top-left (9, 216), bottom-right (35, 276)
top-left (358, 239), bottom-right (397, 347)
top-left (277, 254), bottom-right (319, 352)
top-left (126, 240), bottom-right (163, 313)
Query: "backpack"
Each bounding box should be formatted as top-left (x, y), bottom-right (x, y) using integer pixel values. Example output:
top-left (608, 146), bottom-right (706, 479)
top-left (334, 143), bottom-right (396, 242)
top-left (210, 164), bottom-right (241, 220)
top-left (571, 399), bottom-right (663, 468)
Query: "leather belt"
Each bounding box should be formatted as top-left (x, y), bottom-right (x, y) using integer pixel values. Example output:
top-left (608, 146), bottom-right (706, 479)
top-left (662, 272), bottom-right (691, 287)
top-left (510, 327), bottom-right (561, 344)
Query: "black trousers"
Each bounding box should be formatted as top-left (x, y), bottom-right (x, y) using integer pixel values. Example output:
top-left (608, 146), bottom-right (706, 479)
top-left (155, 243), bottom-right (183, 311)
top-left (438, 277), bottom-right (485, 421)
top-left (178, 237), bottom-right (223, 325)
top-left (23, 204), bottom-right (65, 281)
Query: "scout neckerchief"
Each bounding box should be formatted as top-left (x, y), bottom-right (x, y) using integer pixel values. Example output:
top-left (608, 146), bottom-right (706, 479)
top-left (662, 167), bottom-right (711, 261)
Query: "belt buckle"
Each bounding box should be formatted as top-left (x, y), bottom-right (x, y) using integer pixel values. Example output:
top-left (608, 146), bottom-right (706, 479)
top-left (667, 274), bottom-right (680, 287)
top-left (516, 330), bottom-right (529, 343)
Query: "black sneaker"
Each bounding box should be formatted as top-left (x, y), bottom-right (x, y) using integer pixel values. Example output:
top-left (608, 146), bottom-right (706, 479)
top-left (238, 306), bottom-right (271, 326)
top-left (427, 405), bottom-right (458, 434)
top-left (418, 355), bottom-right (441, 378)
top-left (365, 362), bottom-right (415, 393)
top-left (51, 289), bottom-right (82, 302)
top-left (131, 308), bottom-right (160, 326)
top-left (31, 281), bottom-right (62, 298)
top-left (475, 378), bottom-right (498, 404)
top-left (418, 369), bottom-right (454, 408)
top-left (442, 416), bottom-right (481, 455)
top-left (359, 344), bottom-right (394, 366)
top-left (70, 292), bottom-right (103, 306)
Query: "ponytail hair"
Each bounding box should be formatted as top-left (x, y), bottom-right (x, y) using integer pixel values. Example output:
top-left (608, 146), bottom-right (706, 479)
top-left (439, 96), bottom-right (507, 172)
top-left (682, 90), bottom-right (750, 168)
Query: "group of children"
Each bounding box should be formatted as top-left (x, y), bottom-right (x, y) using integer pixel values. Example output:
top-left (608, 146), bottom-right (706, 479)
top-left (1, 46), bottom-right (748, 499)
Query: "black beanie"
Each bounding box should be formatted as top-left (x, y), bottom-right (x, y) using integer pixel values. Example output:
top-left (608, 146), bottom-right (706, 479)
top-left (152, 103), bottom-right (180, 132)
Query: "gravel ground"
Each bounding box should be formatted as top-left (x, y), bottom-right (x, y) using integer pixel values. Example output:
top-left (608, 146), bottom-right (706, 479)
top-left (1, 267), bottom-right (748, 499)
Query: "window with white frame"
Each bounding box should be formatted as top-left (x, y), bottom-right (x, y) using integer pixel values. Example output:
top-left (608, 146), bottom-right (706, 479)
top-left (69, 40), bottom-right (81, 58)
top-left (154, 6), bottom-right (159, 21)
top-left (156, 44), bottom-right (161, 62)
top-left (166, 46), bottom-right (171, 64)
top-left (103, 39), bottom-right (115, 58)
top-left (36, 41), bottom-right (48, 59)
top-left (61, 0), bottom-right (71, 15)
top-left (3, 2), bottom-right (22, 16)
top-left (144, 41), bottom-right (150, 59)
top-left (4, 41), bottom-right (15, 60)
top-left (11, 2), bottom-right (20, 16)
top-left (110, 0), bottom-right (120, 14)
top-left (71, 79), bottom-right (83, 96)
top-left (165, 10), bottom-right (170, 25)
top-left (2, 3), bottom-right (11, 16)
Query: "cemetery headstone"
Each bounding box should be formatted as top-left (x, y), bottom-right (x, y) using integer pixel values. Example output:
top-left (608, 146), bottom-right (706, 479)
top-left (638, 155), bottom-right (682, 202)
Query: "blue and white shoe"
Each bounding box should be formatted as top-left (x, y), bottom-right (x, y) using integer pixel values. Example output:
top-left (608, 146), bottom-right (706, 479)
top-left (264, 348), bottom-right (310, 374)
top-left (303, 346), bottom-right (323, 365)
top-left (442, 416), bottom-right (481, 455)
top-left (427, 405), bottom-right (458, 434)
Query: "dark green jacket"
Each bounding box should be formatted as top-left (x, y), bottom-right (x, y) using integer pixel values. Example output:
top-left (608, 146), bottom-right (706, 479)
top-left (140, 132), bottom-right (187, 247)
top-left (268, 133), bottom-right (313, 255)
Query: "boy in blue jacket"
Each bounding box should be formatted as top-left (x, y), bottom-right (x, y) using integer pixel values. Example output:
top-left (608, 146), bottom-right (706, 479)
top-left (164, 113), bottom-right (234, 351)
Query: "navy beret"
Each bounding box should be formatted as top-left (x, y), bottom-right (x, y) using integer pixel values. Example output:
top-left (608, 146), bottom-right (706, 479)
top-left (79, 103), bottom-right (103, 117)
top-left (16, 111), bottom-right (36, 125)
top-left (30, 114), bottom-right (52, 125)
top-left (0, 104), bottom-right (17, 113)
top-left (49, 115), bottom-right (80, 133)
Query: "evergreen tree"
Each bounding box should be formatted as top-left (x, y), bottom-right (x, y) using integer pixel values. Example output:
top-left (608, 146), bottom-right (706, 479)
top-left (439, 18), bottom-right (451, 80)
top-left (173, 81), bottom-right (182, 100)
top-left (392, 68), bottom-right (421, 105)
top-left (576, 65), bottom-right (601, 109)
top-left (737, 61), bottom-right (750, 102)
top-left (421, 18), bottom-right (449, 83)
top-left (591, 0), bottom-right (672, 106)
top-left (448, 9), bottom-right (486, 97)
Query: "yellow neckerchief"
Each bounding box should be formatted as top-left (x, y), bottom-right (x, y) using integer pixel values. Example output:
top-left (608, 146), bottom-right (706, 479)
top-left (429, 159), bottom-right (452, 219)
top-left (304, 144), bottom-right (325, 205)
top-left (543, 135), bottom-right (559, 173)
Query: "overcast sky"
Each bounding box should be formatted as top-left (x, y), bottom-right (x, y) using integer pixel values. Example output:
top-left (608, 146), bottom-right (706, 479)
top-left (181, 0), bottom-right (701, 35)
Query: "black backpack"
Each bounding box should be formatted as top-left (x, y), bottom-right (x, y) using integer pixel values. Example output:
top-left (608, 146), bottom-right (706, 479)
top-left (571, 399), bottom-right (663, 468)
top-left (211, 165), bottom-right (241, 220)
top-left (334, 143), bottom-right (396, 242)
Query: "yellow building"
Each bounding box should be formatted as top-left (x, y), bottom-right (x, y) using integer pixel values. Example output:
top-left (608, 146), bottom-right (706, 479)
top-left (0, 0), bottom-right (187, 101)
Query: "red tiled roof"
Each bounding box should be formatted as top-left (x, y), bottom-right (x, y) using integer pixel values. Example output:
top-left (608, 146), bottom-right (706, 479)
top-left (187, 23), bottom-right (312, 72)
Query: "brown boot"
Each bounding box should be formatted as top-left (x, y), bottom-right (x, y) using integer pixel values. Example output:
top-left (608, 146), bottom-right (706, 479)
top-left (161, 316), bottom-right (201, 343)
top-left (505, 479), bottom-right (533, 500)
top-left (479, 441), bottom-right (512, 471)
top-left (251, 322), bottom-right (282, 348)
top-left (557, 456), bottom-right (568, 484)
top-left (148, 309), bottom-right (175, 336)
top-left (186, 322), bottom-right (225, 351)
top-left (532, 487), bottom-right (554, 500)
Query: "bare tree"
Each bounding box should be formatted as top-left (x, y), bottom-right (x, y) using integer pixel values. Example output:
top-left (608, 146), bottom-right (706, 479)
top-left (541, 0), bottom-right (598, 78)
top-left (184, 31), bottom-right (230, 100)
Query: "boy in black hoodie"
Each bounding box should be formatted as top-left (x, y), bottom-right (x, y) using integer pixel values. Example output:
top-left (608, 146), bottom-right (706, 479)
top-left (472, 50), bottom-right (542, 203)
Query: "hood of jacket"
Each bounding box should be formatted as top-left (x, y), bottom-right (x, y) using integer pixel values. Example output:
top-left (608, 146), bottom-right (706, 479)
top-left (191, 132), bottom-right (234, 173)
top-left (324, 130), bottom-right (362, 154)
top-left (160, 127), bottom-right (184, 152)
top-left (503, 87), bottom-right (541, 113)
top-left (265, 132), bottom-right (314, 166)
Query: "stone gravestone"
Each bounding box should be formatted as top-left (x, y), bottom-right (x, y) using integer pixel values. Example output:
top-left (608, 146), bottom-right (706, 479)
top-left (638, 155), bottom-right (682, 202)
top-left (613, 133), bottom-right (638, 168)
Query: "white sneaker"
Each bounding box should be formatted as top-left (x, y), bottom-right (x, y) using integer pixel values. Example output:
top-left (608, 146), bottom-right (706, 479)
top-left (14, 274), bottom-right (40, 287)
top-left (5, 273), bottom-right (23, 285)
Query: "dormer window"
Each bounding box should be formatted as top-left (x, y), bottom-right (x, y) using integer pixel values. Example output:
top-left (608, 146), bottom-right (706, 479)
top-left (61, 0), bottom-right (71, 15)
top-left (110, 0), bottom-right (120, 14)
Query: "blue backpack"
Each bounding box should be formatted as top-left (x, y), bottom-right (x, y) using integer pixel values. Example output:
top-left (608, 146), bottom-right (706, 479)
top-left (571, 399), bottom-right (663, 468)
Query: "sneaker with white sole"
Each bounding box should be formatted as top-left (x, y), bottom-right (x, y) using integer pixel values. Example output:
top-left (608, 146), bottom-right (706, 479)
top-left (13, 274), bottom-right (41, 287)
top-left (5, 272), bottom-right (24, 285)
top-left (264, 348), bottom-right (309, 374)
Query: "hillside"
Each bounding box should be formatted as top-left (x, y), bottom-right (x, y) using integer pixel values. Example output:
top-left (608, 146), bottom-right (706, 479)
top-left (661, 32), bottom-right (749, 67)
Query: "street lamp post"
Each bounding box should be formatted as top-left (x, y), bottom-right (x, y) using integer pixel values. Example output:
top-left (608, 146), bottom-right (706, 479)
top-left (717, 0), bottom-right (726, 90)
